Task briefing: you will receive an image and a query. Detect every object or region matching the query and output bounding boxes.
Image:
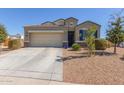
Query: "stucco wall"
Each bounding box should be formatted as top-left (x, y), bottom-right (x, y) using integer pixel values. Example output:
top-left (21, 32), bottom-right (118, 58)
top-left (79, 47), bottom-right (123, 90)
top-left (65, 18), bottom-right (78, 27)
top-left (24, 19), bottom-right (101, 47)
top-left (24, 26), bottom-right (68, 47)
top-left (75, 22), bottom-right (101, 41)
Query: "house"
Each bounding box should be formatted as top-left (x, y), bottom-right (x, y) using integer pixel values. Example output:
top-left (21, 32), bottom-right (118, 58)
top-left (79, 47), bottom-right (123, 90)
top-left (24, 17), bottom-right (101, 47)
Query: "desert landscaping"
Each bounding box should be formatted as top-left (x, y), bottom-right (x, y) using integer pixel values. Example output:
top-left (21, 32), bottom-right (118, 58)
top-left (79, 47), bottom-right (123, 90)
top-left (1, 8), bottom-right (124, 85)
top-left (63, 47), bottom-right (124, 84)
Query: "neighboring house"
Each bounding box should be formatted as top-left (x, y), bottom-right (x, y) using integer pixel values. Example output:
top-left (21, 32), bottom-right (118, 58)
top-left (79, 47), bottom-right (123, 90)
top-left (3, 34), bottom-right (21, 46)
top-left (9, 34), bottom-right (21, 39)
top-left (24, 17), bottom-right (101, 47)
top-left (119, 42), bottom-right (124, 48)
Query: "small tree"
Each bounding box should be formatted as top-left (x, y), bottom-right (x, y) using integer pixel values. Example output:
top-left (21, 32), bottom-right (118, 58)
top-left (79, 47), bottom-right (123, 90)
top-left (85, 26), bottom-right (96, 56)
top-left (0, 24), bottom-right (7, 53)
top-left (0, 24), bottom-right (7, 43)
top-left (107, 12), bottom-right (124, 54)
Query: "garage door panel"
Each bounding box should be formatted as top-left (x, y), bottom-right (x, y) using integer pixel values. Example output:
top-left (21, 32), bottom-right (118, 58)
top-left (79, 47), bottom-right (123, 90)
top-left (30, 33), bottom-right (64, 47)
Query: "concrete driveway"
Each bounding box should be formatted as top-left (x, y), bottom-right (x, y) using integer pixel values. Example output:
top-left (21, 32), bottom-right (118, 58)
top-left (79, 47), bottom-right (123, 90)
top-left (0, 47), bottom-right (63, 81)
top-left (0, 76), bottom-right (73, 85)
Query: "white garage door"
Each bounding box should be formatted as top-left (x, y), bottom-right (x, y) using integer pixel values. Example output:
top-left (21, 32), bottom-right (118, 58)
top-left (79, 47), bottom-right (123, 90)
top-left (29, 33), bottom-right (64, 47)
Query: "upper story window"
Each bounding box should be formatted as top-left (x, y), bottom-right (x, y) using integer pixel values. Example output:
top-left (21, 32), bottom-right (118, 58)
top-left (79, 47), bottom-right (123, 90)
top-left (66, 22), bottom-right (75, 27)
top-left (79, 30), bottom-right (86, 40)
top-left (70, 22), bottom-right (74, 26)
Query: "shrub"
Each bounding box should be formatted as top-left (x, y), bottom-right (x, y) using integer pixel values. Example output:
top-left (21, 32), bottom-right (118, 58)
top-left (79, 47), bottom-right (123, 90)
top-left (8, 39), bottom-right (21, 49)
top-left (85, 26), bottom-right (96, 56)
top-left (106, 40), bottom-right (113, 48)
top-left (4, 38), bottom-right (11, 46)
top-left (72, 43), bottom-right (81, 51)
top-left (95, 39), bottom-right (107, 50)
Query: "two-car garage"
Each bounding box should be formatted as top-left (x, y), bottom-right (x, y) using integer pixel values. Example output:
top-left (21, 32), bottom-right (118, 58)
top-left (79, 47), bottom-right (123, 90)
top-left (29, 31), bottom-right (64, 47)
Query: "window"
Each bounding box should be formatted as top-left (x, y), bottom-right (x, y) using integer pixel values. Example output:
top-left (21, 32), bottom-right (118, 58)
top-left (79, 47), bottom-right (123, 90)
top-left (70, 22), bottom-right (73, 26)
top-left (79, 30), bottom-right (86, 40)
top-left (79, 30), bottom-right (83, 40)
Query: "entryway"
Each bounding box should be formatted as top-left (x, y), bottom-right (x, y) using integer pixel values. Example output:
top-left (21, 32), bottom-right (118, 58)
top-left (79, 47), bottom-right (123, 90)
top-left (68, 31), bottom-right (74, 47)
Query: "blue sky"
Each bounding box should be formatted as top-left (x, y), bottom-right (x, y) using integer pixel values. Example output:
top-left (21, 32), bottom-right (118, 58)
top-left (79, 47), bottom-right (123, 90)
top-left (0, 8), bottom-right (121, 38)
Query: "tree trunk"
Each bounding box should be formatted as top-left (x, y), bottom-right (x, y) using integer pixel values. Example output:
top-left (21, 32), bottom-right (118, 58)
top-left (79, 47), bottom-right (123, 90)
top-left (114, 43), bottom-right (117, 54)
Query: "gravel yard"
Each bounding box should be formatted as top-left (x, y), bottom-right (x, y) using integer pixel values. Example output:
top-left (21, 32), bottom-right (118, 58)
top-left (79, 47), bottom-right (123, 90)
top-left (0, 48), bottom-right (11, 55)
top-left (63, 47), bottom-right (124, 84)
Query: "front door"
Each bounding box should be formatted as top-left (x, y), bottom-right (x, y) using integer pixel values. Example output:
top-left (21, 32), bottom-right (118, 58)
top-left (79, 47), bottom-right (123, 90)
top-left (68, 31), bottom-right (74, 47)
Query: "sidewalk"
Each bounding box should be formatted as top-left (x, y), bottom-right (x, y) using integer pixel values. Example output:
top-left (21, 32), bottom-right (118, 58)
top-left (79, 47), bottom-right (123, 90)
top-left (0, 76), bottom-right (73, 85)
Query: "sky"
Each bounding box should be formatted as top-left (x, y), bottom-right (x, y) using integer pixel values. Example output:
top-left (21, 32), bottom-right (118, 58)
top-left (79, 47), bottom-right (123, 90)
top-left (0, 8), bottom-right (122, 38)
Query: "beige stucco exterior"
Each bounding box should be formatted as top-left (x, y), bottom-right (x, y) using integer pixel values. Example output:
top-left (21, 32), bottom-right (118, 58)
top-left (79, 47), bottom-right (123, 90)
top-left (24, 17), bottom-right (101, 47)
top-left (75, 21), bottom-right (101, 41)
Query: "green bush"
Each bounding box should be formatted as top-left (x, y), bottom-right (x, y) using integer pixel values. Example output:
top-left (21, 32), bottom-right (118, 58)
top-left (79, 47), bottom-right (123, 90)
top-left (8, 39), bottom-right (21, 49)
top-left (95, 39), bottom-right (107, 50)
top-left (72, 43), bottom-right (81, 51)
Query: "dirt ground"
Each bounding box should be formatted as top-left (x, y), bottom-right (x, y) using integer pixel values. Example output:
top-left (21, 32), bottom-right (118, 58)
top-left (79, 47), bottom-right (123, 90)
top-left (63, 47), bottom-right (124, 85)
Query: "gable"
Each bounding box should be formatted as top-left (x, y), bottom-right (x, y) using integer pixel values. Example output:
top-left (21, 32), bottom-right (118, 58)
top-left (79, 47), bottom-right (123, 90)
top-left (76, 21), bottom-right (101, 30)
top-left (54, 19), bottom-right (65, 26)
top-left (41, 21), bottom-right (56, 27)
